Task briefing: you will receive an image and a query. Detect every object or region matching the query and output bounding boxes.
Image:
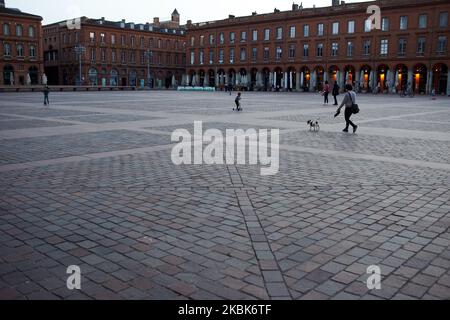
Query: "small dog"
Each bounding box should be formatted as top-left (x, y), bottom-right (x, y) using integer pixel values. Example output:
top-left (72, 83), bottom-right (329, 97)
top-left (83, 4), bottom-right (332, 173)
top-left (307, 119), bottom-right (320, 132)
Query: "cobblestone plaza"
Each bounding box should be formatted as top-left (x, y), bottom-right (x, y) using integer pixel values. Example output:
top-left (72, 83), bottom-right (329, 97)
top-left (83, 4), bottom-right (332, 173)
top-left (0, 91), bottom-right (449, 300)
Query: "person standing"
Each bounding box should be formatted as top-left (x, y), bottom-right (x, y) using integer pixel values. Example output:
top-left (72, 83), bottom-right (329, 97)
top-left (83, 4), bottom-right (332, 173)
top-left (43, 86), bottom-right (50, 106)
top-left (323, 81), bottom-right (330, 105)
top-left (335, 84), bottom-right (358, 133)
top-left (332, 81), bottom-right (340, 106)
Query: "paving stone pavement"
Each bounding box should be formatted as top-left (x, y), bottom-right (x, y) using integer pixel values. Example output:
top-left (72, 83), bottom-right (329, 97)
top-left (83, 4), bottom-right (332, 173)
top-left (0, 91), bottom-right (449, 300)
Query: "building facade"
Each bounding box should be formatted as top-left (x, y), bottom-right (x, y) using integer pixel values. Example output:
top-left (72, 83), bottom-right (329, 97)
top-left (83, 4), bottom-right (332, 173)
top-left (0, 0), bottom-right (44, 85)
top-left (186, 0), bottom-right (450, 95)
top-left (43, 10), bottom-right (186, 87)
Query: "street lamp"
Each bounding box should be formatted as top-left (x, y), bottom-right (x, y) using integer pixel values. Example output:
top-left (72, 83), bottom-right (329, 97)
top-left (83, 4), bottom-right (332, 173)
top-left (144, 49), bottom-right (152, 89)
top-left (74, 44), bottom-right (86, 86)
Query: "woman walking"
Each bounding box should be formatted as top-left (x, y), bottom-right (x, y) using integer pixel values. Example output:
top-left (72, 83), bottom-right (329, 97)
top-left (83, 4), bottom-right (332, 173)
top-left (323, 81), bottom-right (330, 105)
top-left (336, 84), bottom-right (358, 133)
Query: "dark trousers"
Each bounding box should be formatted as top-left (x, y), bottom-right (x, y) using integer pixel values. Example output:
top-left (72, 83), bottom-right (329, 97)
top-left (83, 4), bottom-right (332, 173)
top-left (44, 96), bottom-right (49, 105)
top-left (333, 95), bottom-right (338, 105)
top-left (324, 92), bottom-right (329, 103)
top-left (345, 107), bottom-right (356, 129)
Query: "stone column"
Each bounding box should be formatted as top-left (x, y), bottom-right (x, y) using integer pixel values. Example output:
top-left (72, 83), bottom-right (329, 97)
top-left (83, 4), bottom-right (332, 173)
top-left (407, 68), bottom-right (413, 92)
top-left (284, 72), bottom-right (288, 89)
top-left (355, 69), bottom-right (360, 92)
top-left (447, 72), bottom-right (450, 96)
top-left (339, 72), bottom-right (345, 90)
top-left (296, 72), bottom-right (301, 91)
top-left (426, 70), bottom-right (433, 95)
top-left (324, 71), bottom-right (329, 82)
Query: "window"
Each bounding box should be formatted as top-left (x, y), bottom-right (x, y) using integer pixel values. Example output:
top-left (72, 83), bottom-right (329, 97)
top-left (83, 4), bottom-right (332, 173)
top-left (400, 16), bottom-right (408, 30)
top-left (417, 37), bottom-right (426, 55)
top-left (438, 36), bottom-right (447, 53)
top-left (229, 48), bottom-right (235, 63)
top-left (364, 19), bottom-right (371, 32)
top-left (4, 43), bottom-right (11, 56)
top-left (100, 33), bottom-right (105, 43)
top-left (130, 51), bottom-right (135, 63)
top-left (63, 34), bottom-right (67, 44)
top-left (263, 47), bottom-right (269, 61)
top-left (303, 44), bottom-right (309, 57)
top-left (140, 37), bottom-right (145, 48)
top-left (16, 25), bottom-right (23, 36)
top-left (440, 12), bottom-right (448, 27)
top-left (3, 23), bottom-right (9, 36)
top-left (252, 47), bottom-right (257, 61)
top-left (111, 34), bottom-right (116, 45)
top-left (363, 40), bottom-right (371, 55)
top-left (121, 51), bottom-right (126, 63)
top-left (276, 27), bottom-right (283, 40)
top-left (90, 32), bottom-right (95, 42)
top-left (348, 21), bottom-right (355, 34)
top-left (30, 45), bottom-right (36, 58)
top-left (230, 32), bottom-right (235, 44)
top-left (240, 48), bottom-right (246, 61)
top-left (121, 35), bottom-right (126, 46)
top-left (131, 36), bottom-right (136, 46)
top-left (200, 35), bottom-right (204, 46)
top-left (380, 39), bottom-right (389, 55)
top-left (101, 48), bottom-right (106, 61)
top-left (158, 39), bottom-right (162, 48)
top-left (317, 43), bottom-right (323, 57)
top-left (331, 43), bottom-right (338, 56)
top-left (289, 45), bottom-right (295, 59)
top-left (276, 47), bottom-right (282, 60)
top-left (317, 23), bottom-right (324, 36)
top-left (209, 50), bottom-right (214, 64)
top-left (190, 51), bottom-right (195, 65)
top-left (419, 15), bottom-right (427, 29)
top-left (332, 22), bottom-right (339, 35)
top-left (347, 42), bottom-right (354, 57)
top-left (28, 26), bottom-right (35, 38)
top-left (112, 51), bottom-right (116, 62)
top-left (241, 31), bottom-right (247, 42)
top-left (219, 49), bottom-right (224, 64)
top-left (290, 26), bottom-right (296, 38)
top-left (304, 25), bottom-right (310, 37)
top-left (264, 29), bottom-right (270, 41)
top-left (209, 34), bottom-right (214, 45)
top-left (91, 48), bottom-right (96, 61)
top-left (190, 36), bottom-right (195, 46)
top-left (219, 33), bottom-right (225, 44)
top-left (199, 50), bottom-right (204, 64)
top-left (252, 30), bottom-right (258, 41)
top-left (382, 18), bottom-right (389, 31)
top-left (16, 44), bottom-right (24, 57)
top-left (398, 38), bottom-right (407, 56)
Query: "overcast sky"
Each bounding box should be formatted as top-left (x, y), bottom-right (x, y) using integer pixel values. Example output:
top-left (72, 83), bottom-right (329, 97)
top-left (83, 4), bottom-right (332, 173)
top-left (7, 0), bottom-right (372, 25)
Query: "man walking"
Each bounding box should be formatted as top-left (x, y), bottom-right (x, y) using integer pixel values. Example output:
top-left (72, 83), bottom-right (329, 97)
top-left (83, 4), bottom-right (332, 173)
top-left (332, 81), bottom-right (340, 105)
top-left (43, 86), bottom-right (50, 106)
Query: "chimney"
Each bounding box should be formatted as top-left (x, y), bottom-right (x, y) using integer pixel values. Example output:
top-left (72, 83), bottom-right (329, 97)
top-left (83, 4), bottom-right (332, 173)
top-left (0, 0), bottom-right (5, 8)
top-left (292, 3), bottom-right (299, 11)
top-left (153, 17), bottom-right (160, 24)
top-left (332, 0), bottom-right (339, 6)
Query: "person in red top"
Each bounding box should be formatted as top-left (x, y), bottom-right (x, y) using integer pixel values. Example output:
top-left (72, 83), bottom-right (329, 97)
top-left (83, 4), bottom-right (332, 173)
top-left (323, 80), bottom-right (330, 105)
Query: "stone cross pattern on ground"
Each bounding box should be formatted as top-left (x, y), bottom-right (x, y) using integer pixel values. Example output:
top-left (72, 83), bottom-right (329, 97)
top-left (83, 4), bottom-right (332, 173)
top-left (0, 91), bottom-right (449, 300)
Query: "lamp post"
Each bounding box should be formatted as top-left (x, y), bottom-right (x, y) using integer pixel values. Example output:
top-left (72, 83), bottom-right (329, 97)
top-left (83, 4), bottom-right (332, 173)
top-left (74, 44), bottom-right (86, 86)
top-left (144, 50), bottom-right (152, 89)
